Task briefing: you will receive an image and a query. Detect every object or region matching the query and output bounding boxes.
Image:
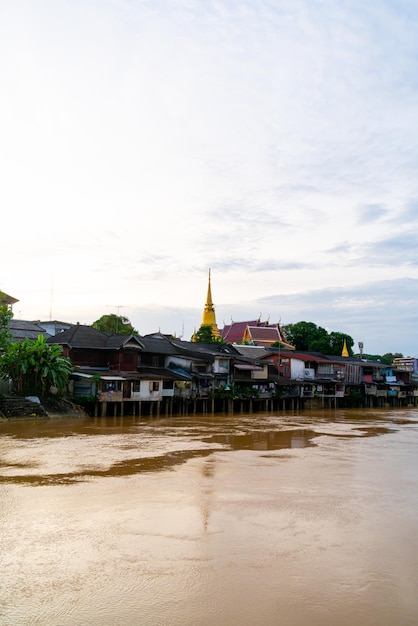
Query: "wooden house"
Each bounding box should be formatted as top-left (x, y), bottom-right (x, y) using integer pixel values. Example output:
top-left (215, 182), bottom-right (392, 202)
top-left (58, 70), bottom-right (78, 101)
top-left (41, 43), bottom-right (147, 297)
top-left (47, 325), bottom-right (191, 414)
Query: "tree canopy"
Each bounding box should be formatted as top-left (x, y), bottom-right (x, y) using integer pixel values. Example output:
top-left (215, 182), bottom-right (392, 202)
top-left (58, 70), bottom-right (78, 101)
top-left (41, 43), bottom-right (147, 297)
top-left (282, 321), bottom-right (354, 356)
top-left (92, 314), bottom-right (137, 335)
top-left (193, 325), bottom-right (225, 344)
top-left (355, 352), bottom-right (403, 365)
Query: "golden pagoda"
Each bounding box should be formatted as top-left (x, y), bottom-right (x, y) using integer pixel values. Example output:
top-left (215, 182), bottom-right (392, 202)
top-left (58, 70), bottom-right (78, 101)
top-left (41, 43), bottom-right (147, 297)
top-left (195, 269), bottom-right (221, 339)
top-left (341, 338), bottom-right (349, 357)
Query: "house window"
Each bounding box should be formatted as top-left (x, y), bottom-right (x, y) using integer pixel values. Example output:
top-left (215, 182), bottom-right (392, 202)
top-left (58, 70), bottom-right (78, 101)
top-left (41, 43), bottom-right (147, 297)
top-left (133, 381), bottom-right (140, 392)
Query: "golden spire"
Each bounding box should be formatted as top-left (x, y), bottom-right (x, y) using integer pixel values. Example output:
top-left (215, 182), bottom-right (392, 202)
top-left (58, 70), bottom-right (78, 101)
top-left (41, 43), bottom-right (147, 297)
top-left (341, 338), bottom-right (349, 357)
top-left (200, 269), bottom-right (220, 338)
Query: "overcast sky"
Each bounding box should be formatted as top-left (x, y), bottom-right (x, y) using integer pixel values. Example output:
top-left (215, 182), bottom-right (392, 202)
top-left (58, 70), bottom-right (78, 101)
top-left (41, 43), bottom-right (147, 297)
top-left (1, 0), bottom-right (418, 356)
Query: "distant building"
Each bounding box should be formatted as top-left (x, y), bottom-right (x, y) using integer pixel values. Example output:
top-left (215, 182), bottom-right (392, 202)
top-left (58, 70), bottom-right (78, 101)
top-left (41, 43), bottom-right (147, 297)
top-left (0, 291), bottom-right (18, 310)
top-left (392, 357), bottom-right (418, 374)
top-left (35, 320), bottom-right (74, 336)
top-left (7, 319), bottom-right (50, 342)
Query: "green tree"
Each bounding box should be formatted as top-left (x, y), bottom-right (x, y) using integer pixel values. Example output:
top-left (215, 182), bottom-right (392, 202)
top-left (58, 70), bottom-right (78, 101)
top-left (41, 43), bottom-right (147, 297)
top-left (0, 335), bottom-right (73, 396)
top-left (92, 314), bottom-right (137, 334)
top-left (383, 352), bottom-right (403, 365)
top-left (0, 303), bottom-right (13, 351)
top-left (281, 321), bottom-right (328, 352)
top-left (282, 321), bottom-right (354, 355)
top-left (356, 352), bottom-right (403, 365)
top-left (193, 325), bottom-right (225, 344)
top-left (327, 331), bottom-right (354, 356)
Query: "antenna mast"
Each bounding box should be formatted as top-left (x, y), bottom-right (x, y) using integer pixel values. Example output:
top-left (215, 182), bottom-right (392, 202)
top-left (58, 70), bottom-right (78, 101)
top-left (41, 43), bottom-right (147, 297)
top-left (106, 305), bottom-right (128, 333)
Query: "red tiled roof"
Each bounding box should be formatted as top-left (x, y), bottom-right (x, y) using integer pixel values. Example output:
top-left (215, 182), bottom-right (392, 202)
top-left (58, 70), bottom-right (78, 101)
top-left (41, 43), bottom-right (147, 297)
top-left (221, 320), bottom-right (260, 343)
top-left (221, 320), bottom-right (284, 343)
top-left (246, 326), bottom-right (280, 340)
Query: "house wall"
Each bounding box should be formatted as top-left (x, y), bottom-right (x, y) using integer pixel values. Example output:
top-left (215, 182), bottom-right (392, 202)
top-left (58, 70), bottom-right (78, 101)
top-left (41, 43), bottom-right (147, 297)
top-left (290, 359), bottom-right (305, 380)
top-left (212, 358), bottom-right (230, 375)
top-left (129, 380), bottom-right (162, 401)
top-left (117, 349), bottom-right (139, 372)
top-left (70, 348), bottom-right (112, 368)
top-left (345, 364), bottom-right (361, 384)
top-left (251, 364), bottom-right (269, 380)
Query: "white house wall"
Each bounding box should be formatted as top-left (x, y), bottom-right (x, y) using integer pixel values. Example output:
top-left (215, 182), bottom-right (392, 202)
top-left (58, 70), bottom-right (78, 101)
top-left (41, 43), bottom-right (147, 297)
top-left (290, 359), bottom-right (305, 380)
top-left (130, 380), bottom-right (163, 401)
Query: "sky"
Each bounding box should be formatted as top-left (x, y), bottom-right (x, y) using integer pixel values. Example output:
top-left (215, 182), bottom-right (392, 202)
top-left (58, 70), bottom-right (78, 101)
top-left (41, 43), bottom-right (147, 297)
top-left (1, 0), bottom-right (418, 356)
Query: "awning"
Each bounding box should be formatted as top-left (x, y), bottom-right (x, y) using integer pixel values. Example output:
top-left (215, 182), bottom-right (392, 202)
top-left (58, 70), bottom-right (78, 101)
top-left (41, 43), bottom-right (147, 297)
top-left (168, 367), bottom-right (193, 380)
top-left (234, 364), bottom-right (264, 371)
top-left (71, 373), bottom-right (126, 381)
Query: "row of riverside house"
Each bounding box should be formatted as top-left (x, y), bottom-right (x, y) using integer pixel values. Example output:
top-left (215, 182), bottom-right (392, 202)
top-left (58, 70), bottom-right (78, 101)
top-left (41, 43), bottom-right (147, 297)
top-left (3, 284), bottom-right (418, 415)
top-left (39, 322), bottom-right (418, 416)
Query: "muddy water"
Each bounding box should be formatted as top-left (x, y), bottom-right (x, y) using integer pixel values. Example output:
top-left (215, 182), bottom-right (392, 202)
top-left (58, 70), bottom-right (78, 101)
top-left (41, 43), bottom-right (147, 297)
top-left (1, 409), bottom-right (418, 626)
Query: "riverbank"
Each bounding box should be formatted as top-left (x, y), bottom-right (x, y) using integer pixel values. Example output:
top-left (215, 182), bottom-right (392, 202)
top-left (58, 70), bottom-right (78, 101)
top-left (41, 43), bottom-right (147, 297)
top-left (1, 391), bottom-right (417, 421)
top-left (0, 395), bottom-right (88, 421)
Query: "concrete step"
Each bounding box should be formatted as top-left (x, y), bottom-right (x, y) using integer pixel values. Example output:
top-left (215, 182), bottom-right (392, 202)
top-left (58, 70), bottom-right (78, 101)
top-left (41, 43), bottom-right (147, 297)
top-left (0, 396), bottom-right (48, 419)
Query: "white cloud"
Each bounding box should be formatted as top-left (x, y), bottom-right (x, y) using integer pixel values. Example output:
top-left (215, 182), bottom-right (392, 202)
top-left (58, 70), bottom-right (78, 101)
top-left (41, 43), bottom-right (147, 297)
top-left (1, 0), bottom-right (418, 355)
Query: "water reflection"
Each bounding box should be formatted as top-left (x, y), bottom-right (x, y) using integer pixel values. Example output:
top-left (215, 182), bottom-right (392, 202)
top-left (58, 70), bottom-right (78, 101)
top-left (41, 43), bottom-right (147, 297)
top-left (0, 449), bottom-right (217, 486)
top-left (204, 428), bottom-right (320, 450)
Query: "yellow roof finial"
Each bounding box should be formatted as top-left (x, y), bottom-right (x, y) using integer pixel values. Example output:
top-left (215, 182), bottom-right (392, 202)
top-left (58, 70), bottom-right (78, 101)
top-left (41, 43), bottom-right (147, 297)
top-left (341, 338), bottom-right (349, 357)
top-left (206, 268), bottom-right (213, 308)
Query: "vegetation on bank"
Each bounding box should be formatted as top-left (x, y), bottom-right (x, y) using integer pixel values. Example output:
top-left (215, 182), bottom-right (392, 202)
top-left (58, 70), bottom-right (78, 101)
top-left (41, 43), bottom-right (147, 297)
top-left (0, 334), bottom-right (73, 396)
top-left (0, 304), bottom-right (72, 397)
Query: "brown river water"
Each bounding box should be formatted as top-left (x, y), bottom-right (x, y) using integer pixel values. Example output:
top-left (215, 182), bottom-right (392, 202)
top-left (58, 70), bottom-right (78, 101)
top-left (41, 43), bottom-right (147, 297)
top-left (1, 409), bottom-right (418, 626)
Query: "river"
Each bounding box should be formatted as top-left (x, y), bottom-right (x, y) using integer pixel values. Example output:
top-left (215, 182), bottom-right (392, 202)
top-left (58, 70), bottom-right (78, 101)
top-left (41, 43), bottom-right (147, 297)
top-left (1, 409), bottom-right (418, 626)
